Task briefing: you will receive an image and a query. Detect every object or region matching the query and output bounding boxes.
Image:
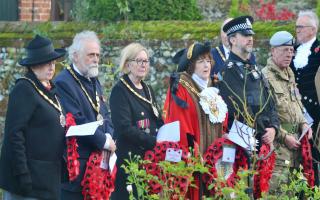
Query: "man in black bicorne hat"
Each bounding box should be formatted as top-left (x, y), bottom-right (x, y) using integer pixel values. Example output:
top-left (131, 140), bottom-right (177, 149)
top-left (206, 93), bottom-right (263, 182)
top-left (217, 16), bottom-right (280, 194)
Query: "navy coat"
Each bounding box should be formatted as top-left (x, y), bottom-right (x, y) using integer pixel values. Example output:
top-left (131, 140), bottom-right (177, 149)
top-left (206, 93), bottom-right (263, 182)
top-left (0, 71), bottom-right (65, 199)
top-left (54, 65), bottom-right (113, 193)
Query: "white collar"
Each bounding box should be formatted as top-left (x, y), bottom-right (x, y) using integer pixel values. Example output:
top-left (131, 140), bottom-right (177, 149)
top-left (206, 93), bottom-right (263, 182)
top-left (192, 73), bottom-right (209, 90)
top-left (293, 37), bottom-right (316, 69)
top-left (73, 64), bottom-right (84, 76)
top-left (222, 44), bottom-right (230, 59)
top-left (299, 37), bottom-right (316, 49)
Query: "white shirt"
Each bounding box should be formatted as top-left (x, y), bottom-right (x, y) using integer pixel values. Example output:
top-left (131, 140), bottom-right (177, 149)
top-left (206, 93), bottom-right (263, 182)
top-left (73, 64), bottom-right (84, 76)
top-left (293, 37), bottom-right (316, 69)
top-left (223, 44), bottom-right (230, 59)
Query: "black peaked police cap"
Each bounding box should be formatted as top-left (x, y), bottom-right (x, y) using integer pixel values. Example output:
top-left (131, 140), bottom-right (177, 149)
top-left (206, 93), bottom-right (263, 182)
top-left (172, 42), bottom-right (211, 72)
top-left (223, 15), bottom-right (255, 36)
top-left (19, 34), bottom-right (66, 67)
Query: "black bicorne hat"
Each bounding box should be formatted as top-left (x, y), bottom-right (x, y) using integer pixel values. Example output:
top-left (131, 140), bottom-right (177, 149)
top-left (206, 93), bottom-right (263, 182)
top-left (223, 15), bottom-right (255, 36)
top-left (19, 34), bottom-right (66, 67)
top-left (173, 42), bottom-right (211, 72)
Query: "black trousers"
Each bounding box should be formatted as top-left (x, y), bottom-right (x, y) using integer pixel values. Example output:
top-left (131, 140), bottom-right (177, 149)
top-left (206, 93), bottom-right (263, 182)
top-left (60, 189), bottom-right (83, 200)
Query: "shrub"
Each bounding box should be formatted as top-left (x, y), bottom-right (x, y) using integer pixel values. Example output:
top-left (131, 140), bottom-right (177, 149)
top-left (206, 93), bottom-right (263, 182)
top-left (71, 0), bottom-right (202, 22)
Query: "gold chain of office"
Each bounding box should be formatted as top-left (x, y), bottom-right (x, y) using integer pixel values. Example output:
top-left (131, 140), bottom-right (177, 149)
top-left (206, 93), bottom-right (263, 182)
top-left (20, 77), bottom-right (66, 127)
top-left (66, 65), bottom-right (103, 121)
top-left (120, 77), bottom-right (159, 118)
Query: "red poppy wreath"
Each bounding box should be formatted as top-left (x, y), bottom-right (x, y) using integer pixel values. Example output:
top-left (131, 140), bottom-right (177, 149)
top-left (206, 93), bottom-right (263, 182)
top-left (202, 138), bottom-right (248, 196)
top-left (143, 141), bottom-right (190, 199)
top-left (253, 144), bottom-right (276, 199)
top-left (65, 113), bottom-right (116, 200)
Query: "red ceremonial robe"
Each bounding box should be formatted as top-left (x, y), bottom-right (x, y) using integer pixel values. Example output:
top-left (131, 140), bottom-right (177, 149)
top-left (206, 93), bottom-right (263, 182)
top-left (163, 72), bottom-right (224, 199)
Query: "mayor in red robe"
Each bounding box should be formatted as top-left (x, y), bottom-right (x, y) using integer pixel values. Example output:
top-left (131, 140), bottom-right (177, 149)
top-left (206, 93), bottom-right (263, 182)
top-left (163, 42), bottom-right (227, 199)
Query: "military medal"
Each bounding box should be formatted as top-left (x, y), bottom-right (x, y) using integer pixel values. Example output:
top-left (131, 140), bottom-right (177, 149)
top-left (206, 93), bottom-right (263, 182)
top-left (97, 113), bottom-right (103, 121)
top-left (145, 128), bottom-right (150, 134)
top-left (152, 105), bottom-right (159, 118)
top-left (60, 114), bottom-right (66, 127)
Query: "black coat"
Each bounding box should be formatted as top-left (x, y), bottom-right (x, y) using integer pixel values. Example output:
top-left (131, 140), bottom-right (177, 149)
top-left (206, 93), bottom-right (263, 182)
top-left (0, 71), bottom-right (65, 199)
top-left (290, 39), bottom-right (320, 185)
top-left (218, 52), bottom-right (279, 147)
top-left (54, 65), bottom-right (114, 194)
top-left (290, 39), bottom-right (320, 129)
top-left (109, 74), bottom-right (163, 200)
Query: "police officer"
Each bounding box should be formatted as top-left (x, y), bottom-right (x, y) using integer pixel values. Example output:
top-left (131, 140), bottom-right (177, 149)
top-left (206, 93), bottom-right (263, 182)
top-left (210, 18), bottom-right (256, 75)
top-left (262, 31), bottom-right (313, 194)
top-left (218, 16), bottom-right (279, 150)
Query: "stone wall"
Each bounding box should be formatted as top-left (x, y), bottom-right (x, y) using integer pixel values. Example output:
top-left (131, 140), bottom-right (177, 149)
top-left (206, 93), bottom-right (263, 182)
top-left (0, 36), bottom-right (272, 138)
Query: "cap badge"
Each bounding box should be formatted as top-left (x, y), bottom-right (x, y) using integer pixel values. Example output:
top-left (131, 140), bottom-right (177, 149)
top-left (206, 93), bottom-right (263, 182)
top-left (187, 43), bottom-right (195, 59)
top-left (246, 18), bottom-right (252, 27)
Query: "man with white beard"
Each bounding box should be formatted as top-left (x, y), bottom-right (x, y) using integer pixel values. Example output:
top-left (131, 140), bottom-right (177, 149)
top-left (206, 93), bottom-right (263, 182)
top-left (55, 31), bottom-right (116, 199)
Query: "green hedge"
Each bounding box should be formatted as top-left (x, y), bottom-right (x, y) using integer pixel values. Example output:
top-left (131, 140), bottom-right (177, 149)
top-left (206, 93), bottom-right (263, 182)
top-left (0, 20), bottom-right (295, 46)
top-left (72, 0), bottom-right (202, 22)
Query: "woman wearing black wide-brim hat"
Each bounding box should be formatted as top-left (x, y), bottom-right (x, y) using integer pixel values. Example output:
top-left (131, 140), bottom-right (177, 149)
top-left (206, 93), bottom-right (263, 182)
top-left (0, 34), bottom-right (66, 200)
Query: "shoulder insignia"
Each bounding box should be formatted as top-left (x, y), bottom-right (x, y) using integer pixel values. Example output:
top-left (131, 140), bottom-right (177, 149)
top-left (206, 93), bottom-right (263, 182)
top-left (227, 61), bottom-right (234, 68)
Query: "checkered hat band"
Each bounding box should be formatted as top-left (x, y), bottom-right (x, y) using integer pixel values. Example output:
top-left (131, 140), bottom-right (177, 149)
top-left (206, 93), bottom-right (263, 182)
top-left (226, 23), bottom-right (252, 35)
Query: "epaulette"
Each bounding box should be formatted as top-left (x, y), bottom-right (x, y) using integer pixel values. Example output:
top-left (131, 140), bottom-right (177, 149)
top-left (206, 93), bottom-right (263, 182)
top-left (170, 72), bottom-right (188, 108)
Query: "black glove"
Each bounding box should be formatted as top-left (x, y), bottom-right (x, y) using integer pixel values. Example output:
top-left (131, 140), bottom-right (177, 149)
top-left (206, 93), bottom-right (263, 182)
top-left (18, 173), bottom-right (32, 194)
top-left (187, 133), bottom-right (195, 149)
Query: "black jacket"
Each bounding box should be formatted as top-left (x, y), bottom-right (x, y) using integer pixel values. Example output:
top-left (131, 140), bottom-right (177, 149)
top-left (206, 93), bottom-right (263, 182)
top-left (0, 71), bottom-right (65, 199)
top-left (218, 52), bottom-right (279, 147)
top-left (290, 39), bottom-right (320, 129)
top-left (110, 74), bottom-right (163, 200)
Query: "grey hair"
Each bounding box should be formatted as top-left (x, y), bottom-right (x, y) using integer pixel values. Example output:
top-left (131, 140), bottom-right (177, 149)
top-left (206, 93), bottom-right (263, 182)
top-left (68, 31), bottom-right (101, 62)
top-left (298, 10), bottom-right (319, 31)
top-left (119, 43), bottom-right (149, 74)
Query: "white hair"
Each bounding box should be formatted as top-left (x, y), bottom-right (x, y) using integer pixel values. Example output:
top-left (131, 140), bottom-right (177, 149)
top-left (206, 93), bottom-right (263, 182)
top-left (68, 30), bottom-right (101, 62)
top-left (298, 10), bottom-right (319, 31)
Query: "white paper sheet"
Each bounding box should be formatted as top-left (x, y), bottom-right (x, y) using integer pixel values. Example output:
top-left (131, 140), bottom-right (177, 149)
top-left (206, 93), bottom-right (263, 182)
top-left (304, 111), bottom-right (314, 125)
top-left (66, 120), bottom-right (103, 137)
top-left (156, 121), bottom-right (180, 142)
top-left (298, 123), bottom-right (313, 142)
top-left (222, 146), bottom-right (236, 163)
top-left (109, 153), bottom-right (117, 172)
top-left (227, 120), bottom-right (258, 151)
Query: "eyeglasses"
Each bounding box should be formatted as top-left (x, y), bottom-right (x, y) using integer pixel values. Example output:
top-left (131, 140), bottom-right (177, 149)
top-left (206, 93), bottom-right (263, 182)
top-left (295, 25), bottom-right (313, 30)
top-left (130, 59), bottom-right (150, 66)
top-left (196, 59), bottom-right (212, 64)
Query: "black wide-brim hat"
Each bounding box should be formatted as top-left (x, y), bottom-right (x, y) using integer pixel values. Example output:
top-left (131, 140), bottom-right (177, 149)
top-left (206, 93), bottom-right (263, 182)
top-left (223, 15), bottom-right (255, 36)
top-left (172, 42), bottom-right (211, 72)
top-left (19, 34), bottom-right (66, 67)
